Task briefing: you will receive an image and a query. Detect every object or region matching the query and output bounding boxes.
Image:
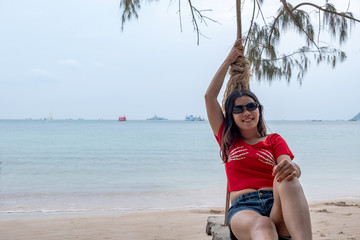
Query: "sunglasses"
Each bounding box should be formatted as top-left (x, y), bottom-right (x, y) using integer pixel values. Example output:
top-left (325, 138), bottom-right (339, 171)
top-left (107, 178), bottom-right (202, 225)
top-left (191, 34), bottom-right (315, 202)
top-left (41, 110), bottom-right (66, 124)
top-left (232, 102), bottom-right (259, 114)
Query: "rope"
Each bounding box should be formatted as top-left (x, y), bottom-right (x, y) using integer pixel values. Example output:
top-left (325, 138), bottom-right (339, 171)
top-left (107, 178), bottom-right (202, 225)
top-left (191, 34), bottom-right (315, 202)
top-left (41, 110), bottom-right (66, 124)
top-left (221, 0), bottom-right (251, 228)
top-left (221, 57), bottom-right (251, 112)
top-left (221, 57), bottom-right (251, 226)
top-left (236, 0), bottom-right (242, 40)
top-left (221, 57), bottom-right (251, 225)
top-left (224, 184), bottom-right (231, 226)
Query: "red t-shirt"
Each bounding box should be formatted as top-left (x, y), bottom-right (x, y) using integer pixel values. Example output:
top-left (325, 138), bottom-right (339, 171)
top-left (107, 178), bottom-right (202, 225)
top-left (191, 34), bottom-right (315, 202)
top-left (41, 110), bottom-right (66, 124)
top-left (215, 123), bottom-right (294, 192)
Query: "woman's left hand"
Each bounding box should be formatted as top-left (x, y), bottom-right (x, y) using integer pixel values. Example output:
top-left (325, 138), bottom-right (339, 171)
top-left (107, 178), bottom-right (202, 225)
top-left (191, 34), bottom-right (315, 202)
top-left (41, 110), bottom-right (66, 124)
top-left (273, 158), bottom-right (301, 182)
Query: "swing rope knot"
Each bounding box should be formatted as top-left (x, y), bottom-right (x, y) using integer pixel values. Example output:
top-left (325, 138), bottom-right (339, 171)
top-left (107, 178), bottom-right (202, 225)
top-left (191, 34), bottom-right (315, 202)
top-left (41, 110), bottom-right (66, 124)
top-left (222, 57), bottom-right (251, 112)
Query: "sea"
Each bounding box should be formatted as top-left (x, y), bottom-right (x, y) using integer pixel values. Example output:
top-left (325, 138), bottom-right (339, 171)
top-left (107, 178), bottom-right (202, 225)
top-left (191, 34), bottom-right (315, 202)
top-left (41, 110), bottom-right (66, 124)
top-left (0, 119), bottom-right (359, 218)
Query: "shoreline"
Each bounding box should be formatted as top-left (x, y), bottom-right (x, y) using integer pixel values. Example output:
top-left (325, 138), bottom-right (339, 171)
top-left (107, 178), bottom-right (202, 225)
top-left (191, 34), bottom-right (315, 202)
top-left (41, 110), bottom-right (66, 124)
top-left (2, 184), bottom-right (359, 220)
top-left (1, 199), bottom-right (360, 240)
top-left (1, 195), bottom-right (359, 218)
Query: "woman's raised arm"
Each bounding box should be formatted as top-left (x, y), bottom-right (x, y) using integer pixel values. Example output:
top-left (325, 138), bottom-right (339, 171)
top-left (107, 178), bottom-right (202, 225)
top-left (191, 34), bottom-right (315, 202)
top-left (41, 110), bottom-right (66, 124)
top-left (204, 39), bottom-right (244, 136)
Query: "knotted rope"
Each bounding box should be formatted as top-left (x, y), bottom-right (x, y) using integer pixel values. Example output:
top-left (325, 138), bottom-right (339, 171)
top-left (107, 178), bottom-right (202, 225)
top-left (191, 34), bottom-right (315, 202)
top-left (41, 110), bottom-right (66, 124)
top-left (221, 57), bottom-right (251, 112)
top-left (221, 0), bottom-right (252, 227)
top-left (221, 56), bottom-right (251, 226)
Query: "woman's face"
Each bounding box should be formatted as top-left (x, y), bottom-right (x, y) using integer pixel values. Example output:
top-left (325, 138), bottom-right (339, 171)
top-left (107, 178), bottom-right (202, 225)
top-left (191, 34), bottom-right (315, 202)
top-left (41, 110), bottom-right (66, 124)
top-left (232, 95), bottom-right (260, 132)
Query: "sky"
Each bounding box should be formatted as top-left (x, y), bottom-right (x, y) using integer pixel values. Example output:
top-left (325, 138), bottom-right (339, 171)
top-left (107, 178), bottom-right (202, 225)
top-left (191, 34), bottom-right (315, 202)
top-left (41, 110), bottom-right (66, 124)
top-left (0, 0), bottom-right (359, 120)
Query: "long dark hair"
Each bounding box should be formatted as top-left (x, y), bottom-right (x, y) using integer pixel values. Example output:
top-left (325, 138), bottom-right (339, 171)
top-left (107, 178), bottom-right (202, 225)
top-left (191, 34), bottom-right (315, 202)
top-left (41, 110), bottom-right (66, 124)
top-left (221, 89), bottom-right (267, 163)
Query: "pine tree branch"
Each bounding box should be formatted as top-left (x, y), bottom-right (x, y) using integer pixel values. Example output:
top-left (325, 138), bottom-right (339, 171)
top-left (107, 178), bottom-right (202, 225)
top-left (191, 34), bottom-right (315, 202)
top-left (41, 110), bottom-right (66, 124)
top-left (268, 8), bottom-right (285, 47)
top-left (186, 0), bottom-right (217, 45)
top-left (187, 0), bottom-right (200, 44)
top-left (256, 0), bottom-right (268, 27)
top-left (259, 48), bottom-right (343, 62)
top-left (119, 0), bottom-right (358, 82)
top-left (244, 0), bottom-right (257, 48)
top-left (293, 2), bottom-right (360, 23)
top-left (174, 0), bottom-right (183, 32)
top-left (280, 0), bottom-right (320, 50)
top-left (268, 1), bottom-right (360, 46)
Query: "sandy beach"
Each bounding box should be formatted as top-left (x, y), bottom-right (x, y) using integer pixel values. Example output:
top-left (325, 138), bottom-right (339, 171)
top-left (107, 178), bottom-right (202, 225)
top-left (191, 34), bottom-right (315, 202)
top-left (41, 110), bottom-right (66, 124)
top-left (1, 199), bottom-right (359, 240)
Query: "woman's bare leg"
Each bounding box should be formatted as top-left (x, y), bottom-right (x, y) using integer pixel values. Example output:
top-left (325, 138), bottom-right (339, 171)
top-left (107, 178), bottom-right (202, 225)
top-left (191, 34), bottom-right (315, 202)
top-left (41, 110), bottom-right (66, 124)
top-left (271, 178), bottom-right (312, 240)
top-left (230, 210), bottom-right (278, 240)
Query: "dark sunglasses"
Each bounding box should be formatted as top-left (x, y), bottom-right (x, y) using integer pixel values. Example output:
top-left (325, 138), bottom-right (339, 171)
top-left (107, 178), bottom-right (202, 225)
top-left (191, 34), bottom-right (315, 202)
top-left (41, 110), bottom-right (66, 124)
top-left (232, 102), bottom-right (259, 114)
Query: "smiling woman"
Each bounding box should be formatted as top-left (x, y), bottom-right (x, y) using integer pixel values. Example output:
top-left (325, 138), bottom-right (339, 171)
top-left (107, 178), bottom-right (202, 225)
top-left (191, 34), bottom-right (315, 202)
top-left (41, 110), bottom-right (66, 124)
top-left (205, 40), bottom-right (312, 240)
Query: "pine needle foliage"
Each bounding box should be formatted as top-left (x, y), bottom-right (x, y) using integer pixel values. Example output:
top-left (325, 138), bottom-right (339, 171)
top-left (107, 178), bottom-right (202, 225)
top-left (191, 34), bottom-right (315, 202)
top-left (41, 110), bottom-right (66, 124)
top-left (246, 1), bottom-right (358, 82)
top-left (119, 0), bottom-right (158, 30)
top-left (119, 0), bottom-right (359, 82)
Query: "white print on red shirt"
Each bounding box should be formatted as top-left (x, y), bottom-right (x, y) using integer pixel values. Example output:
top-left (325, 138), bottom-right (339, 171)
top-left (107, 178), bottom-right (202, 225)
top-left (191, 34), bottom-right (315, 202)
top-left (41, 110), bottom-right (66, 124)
top-left (229, 146), bottom-right (275, 167)
top-left (256, 149), bottom-right (276, 166)
top-left (229, 146), bottom-right (249, 161)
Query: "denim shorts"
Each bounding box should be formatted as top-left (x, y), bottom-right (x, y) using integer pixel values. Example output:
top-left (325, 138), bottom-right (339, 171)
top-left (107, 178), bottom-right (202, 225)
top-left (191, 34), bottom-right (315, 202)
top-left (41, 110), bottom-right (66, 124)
top-left (227, 190), bottom-right (274, 226)
top-left (227, 190), bottom-right (292, 240)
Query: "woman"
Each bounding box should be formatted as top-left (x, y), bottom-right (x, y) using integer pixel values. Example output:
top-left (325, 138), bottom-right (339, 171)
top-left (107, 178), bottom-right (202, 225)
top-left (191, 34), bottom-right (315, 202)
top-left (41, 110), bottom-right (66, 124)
top-left (204, 39), bottom-right (312, 240)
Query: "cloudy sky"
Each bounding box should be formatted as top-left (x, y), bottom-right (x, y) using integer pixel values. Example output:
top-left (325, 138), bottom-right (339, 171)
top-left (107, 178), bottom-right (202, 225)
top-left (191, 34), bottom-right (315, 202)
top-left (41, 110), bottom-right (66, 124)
top-left (1, 0), bottom-right (359, 120)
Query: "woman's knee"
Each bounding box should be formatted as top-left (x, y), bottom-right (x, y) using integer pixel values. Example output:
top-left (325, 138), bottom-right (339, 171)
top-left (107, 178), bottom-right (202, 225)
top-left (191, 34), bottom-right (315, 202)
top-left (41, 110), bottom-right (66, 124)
top-left (274, 177), bottom-right (302, 193)
top-left (230, 214), bottom-right (277, 239)
top-left (254, 216), bottom-right (276, 228)
top-left (253, 216), bottom-right (277, 235)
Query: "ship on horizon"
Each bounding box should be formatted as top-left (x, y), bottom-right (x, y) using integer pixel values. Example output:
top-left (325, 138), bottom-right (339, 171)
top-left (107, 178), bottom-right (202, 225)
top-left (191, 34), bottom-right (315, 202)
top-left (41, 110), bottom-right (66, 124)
top-left (118, 116), bottom-right (127, 121)
top-left (147, 114), bottom-right (168, 120)
top-left (185, 115), bottom-right (205, 121)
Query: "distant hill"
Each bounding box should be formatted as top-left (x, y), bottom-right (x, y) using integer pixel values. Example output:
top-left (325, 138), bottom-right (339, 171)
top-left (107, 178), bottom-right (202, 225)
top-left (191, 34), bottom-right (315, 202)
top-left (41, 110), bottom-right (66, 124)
top-left (350, 113), bottom-right (360, 121)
